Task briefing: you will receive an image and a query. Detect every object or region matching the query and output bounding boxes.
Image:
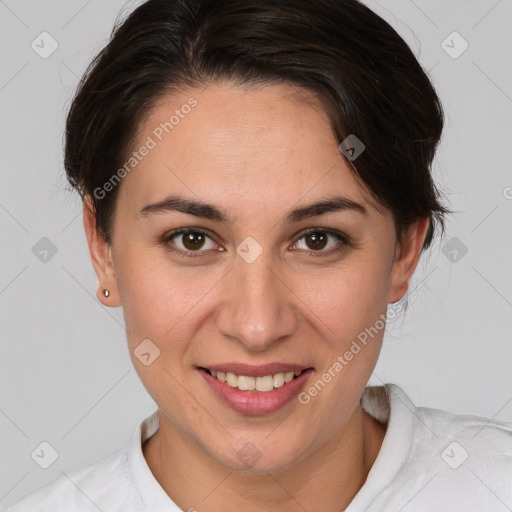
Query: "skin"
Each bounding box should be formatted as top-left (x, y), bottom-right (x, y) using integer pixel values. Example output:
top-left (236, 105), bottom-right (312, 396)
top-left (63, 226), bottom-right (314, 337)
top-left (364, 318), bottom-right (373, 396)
top-left (84, 82), bottom-right (429, 511)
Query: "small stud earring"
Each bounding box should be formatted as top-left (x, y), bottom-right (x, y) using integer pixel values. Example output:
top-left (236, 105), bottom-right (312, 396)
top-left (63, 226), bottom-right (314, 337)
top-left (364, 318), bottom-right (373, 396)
top-left (103, 289), bottom-right (110, 298)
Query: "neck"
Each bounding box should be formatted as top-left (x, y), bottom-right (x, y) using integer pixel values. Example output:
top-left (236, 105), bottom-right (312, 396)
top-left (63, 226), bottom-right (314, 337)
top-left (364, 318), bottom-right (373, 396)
top-left (143, 406), bottom-right (386, 512)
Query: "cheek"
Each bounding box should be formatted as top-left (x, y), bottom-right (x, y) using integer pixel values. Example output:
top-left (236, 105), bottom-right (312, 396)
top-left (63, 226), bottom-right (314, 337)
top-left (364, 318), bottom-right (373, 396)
top-left (307, 253), bottom-right (392, 346)
top-left (116, 240), bottom-right (392, 348)
top-left (115, 256), bottom-right (214, 407)
top-left (294, 259), bottom-right (390, 438)
top-left (120, 272), bottom-right (196, 341)
top-left (114, 244), bottom-right (222, 351)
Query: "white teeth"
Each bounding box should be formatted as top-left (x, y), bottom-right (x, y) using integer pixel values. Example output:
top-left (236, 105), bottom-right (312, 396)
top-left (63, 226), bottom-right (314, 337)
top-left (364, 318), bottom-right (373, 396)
top-left (273, 373), bottom-right (285, 388)
top-left (226, 372), bottom-right (238, 387)
top-left (208, 369), bottom-right (306, 392)
top-left (237, 375), bottom-right (255, 391)
top-left (256, 375), bottom-right (274, 392)
top-left (284, 371), bottom-right (295, 383)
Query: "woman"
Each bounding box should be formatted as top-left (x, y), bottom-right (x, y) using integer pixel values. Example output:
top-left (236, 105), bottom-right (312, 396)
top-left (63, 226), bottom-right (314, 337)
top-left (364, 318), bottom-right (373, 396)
top-left (7, 0), bottom-right (511, 510)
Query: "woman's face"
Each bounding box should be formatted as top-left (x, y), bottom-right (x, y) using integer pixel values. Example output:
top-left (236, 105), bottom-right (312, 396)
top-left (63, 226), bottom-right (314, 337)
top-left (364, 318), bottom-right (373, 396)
top-left (86, 82), bottom-right (426, 473)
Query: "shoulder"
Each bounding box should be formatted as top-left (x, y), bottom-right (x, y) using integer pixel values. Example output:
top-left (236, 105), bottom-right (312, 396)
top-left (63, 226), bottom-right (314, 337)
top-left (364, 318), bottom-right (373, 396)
top-left (384, 384), bottom-right (512, 509)
top-left (387, 383), bottom-right (512, 468)
top-left (5, 447), bottom-right (143, 512)
top-left (356, 384), bottom-right (512, 511)
top-left (408, 386), bottom-right (512, 456)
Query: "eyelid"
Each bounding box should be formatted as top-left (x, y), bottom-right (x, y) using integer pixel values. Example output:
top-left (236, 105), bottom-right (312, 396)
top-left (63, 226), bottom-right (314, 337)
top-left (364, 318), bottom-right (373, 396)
top-left (162, 227), bottom-right (350, 258)
top-left (297, 227), bottom-right (351, 246)
top-left (162, 227), bottom-right (220, 257)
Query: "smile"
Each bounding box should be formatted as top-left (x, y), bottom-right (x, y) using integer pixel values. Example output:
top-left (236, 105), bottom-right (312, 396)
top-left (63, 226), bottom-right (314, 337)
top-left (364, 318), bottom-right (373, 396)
top-left (197, 365), bottom-right (315, 415)
top-left (204, 368), bottom-right (306, 393)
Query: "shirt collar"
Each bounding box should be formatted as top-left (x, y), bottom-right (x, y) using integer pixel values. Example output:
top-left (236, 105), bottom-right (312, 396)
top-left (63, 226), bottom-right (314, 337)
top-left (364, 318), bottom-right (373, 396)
top-left (346, 383), bottom-right (417, 509)
top-left (126, 384), bottom-right (412, 511)
top-left (127, 409), bottom-right (182, 511)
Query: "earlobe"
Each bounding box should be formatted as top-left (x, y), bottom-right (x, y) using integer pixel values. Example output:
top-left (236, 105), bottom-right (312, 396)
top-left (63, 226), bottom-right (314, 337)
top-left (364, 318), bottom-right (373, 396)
top-left (83, 195), bottom-right (121, 307)
top-left (388, 218), bottom-right (430, 304)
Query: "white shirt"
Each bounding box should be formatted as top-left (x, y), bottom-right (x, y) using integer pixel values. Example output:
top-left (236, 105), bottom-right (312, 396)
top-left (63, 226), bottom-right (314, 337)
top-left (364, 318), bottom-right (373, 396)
top-left (5, 384), bottom-right (512, 511)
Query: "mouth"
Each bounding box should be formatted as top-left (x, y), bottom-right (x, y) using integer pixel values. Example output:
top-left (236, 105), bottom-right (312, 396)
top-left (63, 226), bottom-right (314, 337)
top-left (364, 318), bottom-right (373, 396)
top-left (199, 367), bottom-right (310, 393)
top-left (197, 364), bottom-right (315, 415)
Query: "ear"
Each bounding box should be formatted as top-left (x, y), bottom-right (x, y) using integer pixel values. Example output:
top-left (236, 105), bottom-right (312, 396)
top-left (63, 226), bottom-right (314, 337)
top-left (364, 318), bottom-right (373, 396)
top-left (388, 217), bottom-right (430, 304)
top-left (83, 195), bottom-right (121, 307)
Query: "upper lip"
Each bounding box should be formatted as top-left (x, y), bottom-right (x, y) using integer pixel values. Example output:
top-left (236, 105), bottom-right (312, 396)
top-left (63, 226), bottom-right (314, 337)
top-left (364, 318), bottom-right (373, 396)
top-left (198, 363), bottom-right (313, 377)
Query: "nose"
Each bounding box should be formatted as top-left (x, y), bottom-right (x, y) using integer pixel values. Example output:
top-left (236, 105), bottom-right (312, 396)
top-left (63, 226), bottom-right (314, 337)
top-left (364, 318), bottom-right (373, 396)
top-left (215, 250), bottom-right (298, 352)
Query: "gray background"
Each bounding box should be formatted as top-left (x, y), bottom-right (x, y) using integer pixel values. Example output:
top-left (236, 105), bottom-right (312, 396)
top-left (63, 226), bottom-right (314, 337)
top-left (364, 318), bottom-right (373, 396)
top-left (1, 0), bottom-right (511, 507)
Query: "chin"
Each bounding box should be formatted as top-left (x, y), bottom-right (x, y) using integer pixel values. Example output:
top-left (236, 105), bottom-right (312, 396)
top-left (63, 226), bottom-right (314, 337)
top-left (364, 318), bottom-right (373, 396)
top-left (210, 437), bottom-right (308, 475)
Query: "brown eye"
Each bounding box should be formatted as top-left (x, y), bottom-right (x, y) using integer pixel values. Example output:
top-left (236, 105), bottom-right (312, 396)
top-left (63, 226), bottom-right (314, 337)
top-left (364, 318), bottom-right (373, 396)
top-left (163, 228), bottom-right (217, 256)
top-left (294, 229), bottom-right (349, 254)
top-left (304, 232), bottom-right (328, 251)
top-left (181, 231), bottom-right (207, 251)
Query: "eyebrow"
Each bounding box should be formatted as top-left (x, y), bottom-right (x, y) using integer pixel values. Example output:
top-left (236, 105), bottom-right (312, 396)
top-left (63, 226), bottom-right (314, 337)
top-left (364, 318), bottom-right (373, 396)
top-left (137, 194), bottom-right (367, 224)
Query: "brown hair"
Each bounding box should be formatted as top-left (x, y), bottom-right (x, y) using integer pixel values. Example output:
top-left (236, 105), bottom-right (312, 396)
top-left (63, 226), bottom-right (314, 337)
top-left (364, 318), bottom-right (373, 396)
top-left (64, 0), bottom-right (449, 247)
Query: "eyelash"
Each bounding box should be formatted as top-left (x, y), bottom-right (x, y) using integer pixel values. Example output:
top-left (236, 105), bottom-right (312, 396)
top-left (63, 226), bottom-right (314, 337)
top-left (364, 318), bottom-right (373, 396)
top-left (161, 227), bottom-right (351, 259)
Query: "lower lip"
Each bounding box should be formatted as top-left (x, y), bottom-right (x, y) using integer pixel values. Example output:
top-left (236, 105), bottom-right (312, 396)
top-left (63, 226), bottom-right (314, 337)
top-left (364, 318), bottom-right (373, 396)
top-left (199, 368), bottom-right (314, 415)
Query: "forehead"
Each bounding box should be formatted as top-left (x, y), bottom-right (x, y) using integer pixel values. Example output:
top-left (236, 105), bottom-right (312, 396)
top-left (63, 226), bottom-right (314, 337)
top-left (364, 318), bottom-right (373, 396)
top-left (116, 82), bottom-right (379, 218)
